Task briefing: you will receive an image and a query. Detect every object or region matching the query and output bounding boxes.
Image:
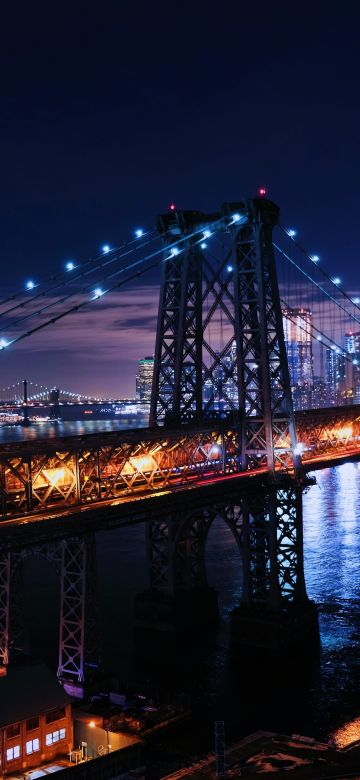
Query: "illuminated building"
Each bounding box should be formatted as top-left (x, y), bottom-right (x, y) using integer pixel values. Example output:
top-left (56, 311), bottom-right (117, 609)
top-left (345, 331), bottom-right (360, 402)
top-left (135, 356), bottom-right (154, 402)
top-left (0, 663), bottom-right (72, 777)
top-left (325, 347), bottom-right (347, 404)
top-left (283, 308), bottom-right (313, 409)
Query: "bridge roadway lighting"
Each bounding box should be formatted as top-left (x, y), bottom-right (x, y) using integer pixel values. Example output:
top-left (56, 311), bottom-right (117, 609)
top-left (332, 277), bottom-right (341, 285)
top-left (135, 228), bottom-right (144, 238)
top-left (200, 242), bottom-right (207, 249)
top-left (93, 287), bottom-right (104, 299)
top-left (26, 280), bottom-right (35, 290)
top-left (231, 213), bottom-right (241, 223)
top-left (0, 339), bottom-right (8, 349)
top-left (203, 229), bottom-right (212, 239)
top-left (286, 229), bottom-right (296, 238)
top-left (170, 247), bottom-right (179, 256)
top-left (293, 442), bottom-right (304, 456)
top-left (310, 254), bottom-right (320, 263)
top-left (101, 244), bottom-right (110, 254)
top-left (227, 265), bottom-right (233, 272)
top-left (66, 261), bottom-right (75, 271)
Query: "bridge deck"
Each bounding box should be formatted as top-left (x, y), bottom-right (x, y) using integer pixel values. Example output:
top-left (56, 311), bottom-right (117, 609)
top-left (0, 405), bottom-right (359, 543)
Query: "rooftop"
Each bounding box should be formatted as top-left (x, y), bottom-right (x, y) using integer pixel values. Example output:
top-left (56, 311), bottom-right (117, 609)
top-left (0, 662), bottom-right (72, 728)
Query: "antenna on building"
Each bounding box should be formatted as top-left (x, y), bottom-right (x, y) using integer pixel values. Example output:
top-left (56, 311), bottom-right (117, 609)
top-left (215, 720), bottom-right (226, 777)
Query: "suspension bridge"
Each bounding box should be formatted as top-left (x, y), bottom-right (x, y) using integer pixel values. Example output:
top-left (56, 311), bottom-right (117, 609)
top-left (1, 192), bottom-right (360, 695)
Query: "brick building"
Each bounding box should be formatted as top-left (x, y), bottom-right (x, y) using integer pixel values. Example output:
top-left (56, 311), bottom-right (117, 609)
top-left (0, 663), bottom-right (73, 777)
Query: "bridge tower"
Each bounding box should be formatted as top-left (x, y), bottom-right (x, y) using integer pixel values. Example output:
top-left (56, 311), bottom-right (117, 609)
top-left (139, 197), bottom-right (318, 652)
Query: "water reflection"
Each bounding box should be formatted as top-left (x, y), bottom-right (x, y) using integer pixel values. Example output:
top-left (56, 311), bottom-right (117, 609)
top-left (0, 417), bottom-right (148, 444)
top-left (304, 466), bottom-right (360, 605)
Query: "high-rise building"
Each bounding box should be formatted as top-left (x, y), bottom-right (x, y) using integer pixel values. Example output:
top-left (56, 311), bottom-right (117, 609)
top-left (345, 331), bottom-right (360, 354)
top-left (135, 356), bottom-right (154, 402)
top-left (282, 308), bottom-right (313, 409)
top-left (325, 347), bottom-right (346, 404)
top-left (345, 331), bottom-right (360, 402)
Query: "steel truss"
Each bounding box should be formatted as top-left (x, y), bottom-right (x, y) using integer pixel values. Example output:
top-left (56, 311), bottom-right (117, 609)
top-left (0, 536), bottom-right (99, 689)
top-left (150, 199), bottom-right (299, 473)
top-left (0, 552), bottom-right (10, 670)
top-left (297, 406), bottom-right (360, 461)
top-left (1, 404), bottom-right (360, 522)
top-left (146, 483), bottom-right (307, 605)
top-left (0, 426), bottom-right (240, 520)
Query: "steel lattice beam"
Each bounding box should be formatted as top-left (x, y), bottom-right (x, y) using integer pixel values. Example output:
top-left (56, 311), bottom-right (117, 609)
top-left (0, 552), bottom-right (10, 670)
top-left (150, 199), bottom-right (299, 474)
top-left (58, 534), bottom-right (100, 691)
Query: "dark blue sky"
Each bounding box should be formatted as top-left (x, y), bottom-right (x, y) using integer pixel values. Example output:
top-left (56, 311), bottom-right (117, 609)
top-left (1, 0), bottom-right (359, 395)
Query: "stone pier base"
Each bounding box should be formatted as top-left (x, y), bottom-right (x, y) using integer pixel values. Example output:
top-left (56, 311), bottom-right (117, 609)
top-left (230, 600), bottom-right (319, 654)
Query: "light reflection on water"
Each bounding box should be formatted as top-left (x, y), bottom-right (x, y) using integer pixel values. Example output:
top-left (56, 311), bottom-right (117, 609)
top-left (0, 418), bottom-right (148, 443)
top-left (304, 464), bottom-right (360, 606)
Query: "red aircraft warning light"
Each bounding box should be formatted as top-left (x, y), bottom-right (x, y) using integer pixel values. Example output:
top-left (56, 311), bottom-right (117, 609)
top-left (169, 202), bottom-right (177, 212)
top-left (258, 186), bottom-right (267, 197)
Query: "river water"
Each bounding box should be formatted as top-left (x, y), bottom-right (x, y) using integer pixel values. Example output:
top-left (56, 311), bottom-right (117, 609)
top-left (4, 421), bottom-right (360, 767)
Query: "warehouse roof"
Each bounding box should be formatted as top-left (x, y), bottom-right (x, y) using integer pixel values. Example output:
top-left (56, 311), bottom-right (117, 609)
top-left (0, 662), bottom-right (72, 728)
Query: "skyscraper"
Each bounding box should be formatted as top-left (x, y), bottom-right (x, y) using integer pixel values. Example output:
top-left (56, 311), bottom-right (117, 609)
top-left (325, 347), bottom-right (346, 404)
top-left (135, 356), bottom-right (154, 402)
top-left (345, 331), bottom-right (360, 402)
top-left (282, 308), bottom-right (313, 409)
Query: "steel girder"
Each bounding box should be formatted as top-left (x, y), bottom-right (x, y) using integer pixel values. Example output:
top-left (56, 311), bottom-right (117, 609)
top-left (150, 223), bottom-right (203, 425)
top-left (146, 484), bottom-right (307, 606)
top-left (230, 201), bottom-right (298, 472)
top-left (150, 200), bottom-right (298, 474)
top-left (0, 427), bottom-right (239, 520)
top-left (242, 482), bottom-right (307, 605)
top-left (0, 552), bottom-right (10, 669)
top-left (0, 537), bottom-right (99, 688)
top-left (58, 534), bottom-right (99, 685)
top-left (296, 407), bottom-right (360, 460)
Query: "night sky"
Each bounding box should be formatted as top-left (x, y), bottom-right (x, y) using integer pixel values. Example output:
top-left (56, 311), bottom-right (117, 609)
top-left (1, 1), bottom-right (359, 396)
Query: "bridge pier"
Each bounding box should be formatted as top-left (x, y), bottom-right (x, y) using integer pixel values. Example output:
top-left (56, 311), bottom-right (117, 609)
top-left (58, 535), bottom-right (101, 697)
top-left (134, 510), bottom-right (219, 641)
top-left (0, 535), bottom-right (101, 696)
top-left (230, 480), bottom-right (319, 654)
top-left (134, 480), bottom-right (319, 656)
top-left (0, 552), bottom-right (10, 674)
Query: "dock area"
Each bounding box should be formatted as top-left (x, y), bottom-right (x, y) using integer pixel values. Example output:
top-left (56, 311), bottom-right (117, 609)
top-left (162, 730), bottom-right (360, 780)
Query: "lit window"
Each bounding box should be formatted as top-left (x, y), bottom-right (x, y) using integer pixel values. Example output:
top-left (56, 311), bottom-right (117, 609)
top-left (6, 745), bottom-right (20, 761)
top-left (26, 738), bottom-right (40, 755)
top-left (46, 728), bottom-right (66, 746)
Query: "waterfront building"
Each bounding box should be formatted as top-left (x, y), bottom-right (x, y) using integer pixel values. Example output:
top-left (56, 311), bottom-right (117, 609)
top-left (0, 663), bottom-right (72, 776)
